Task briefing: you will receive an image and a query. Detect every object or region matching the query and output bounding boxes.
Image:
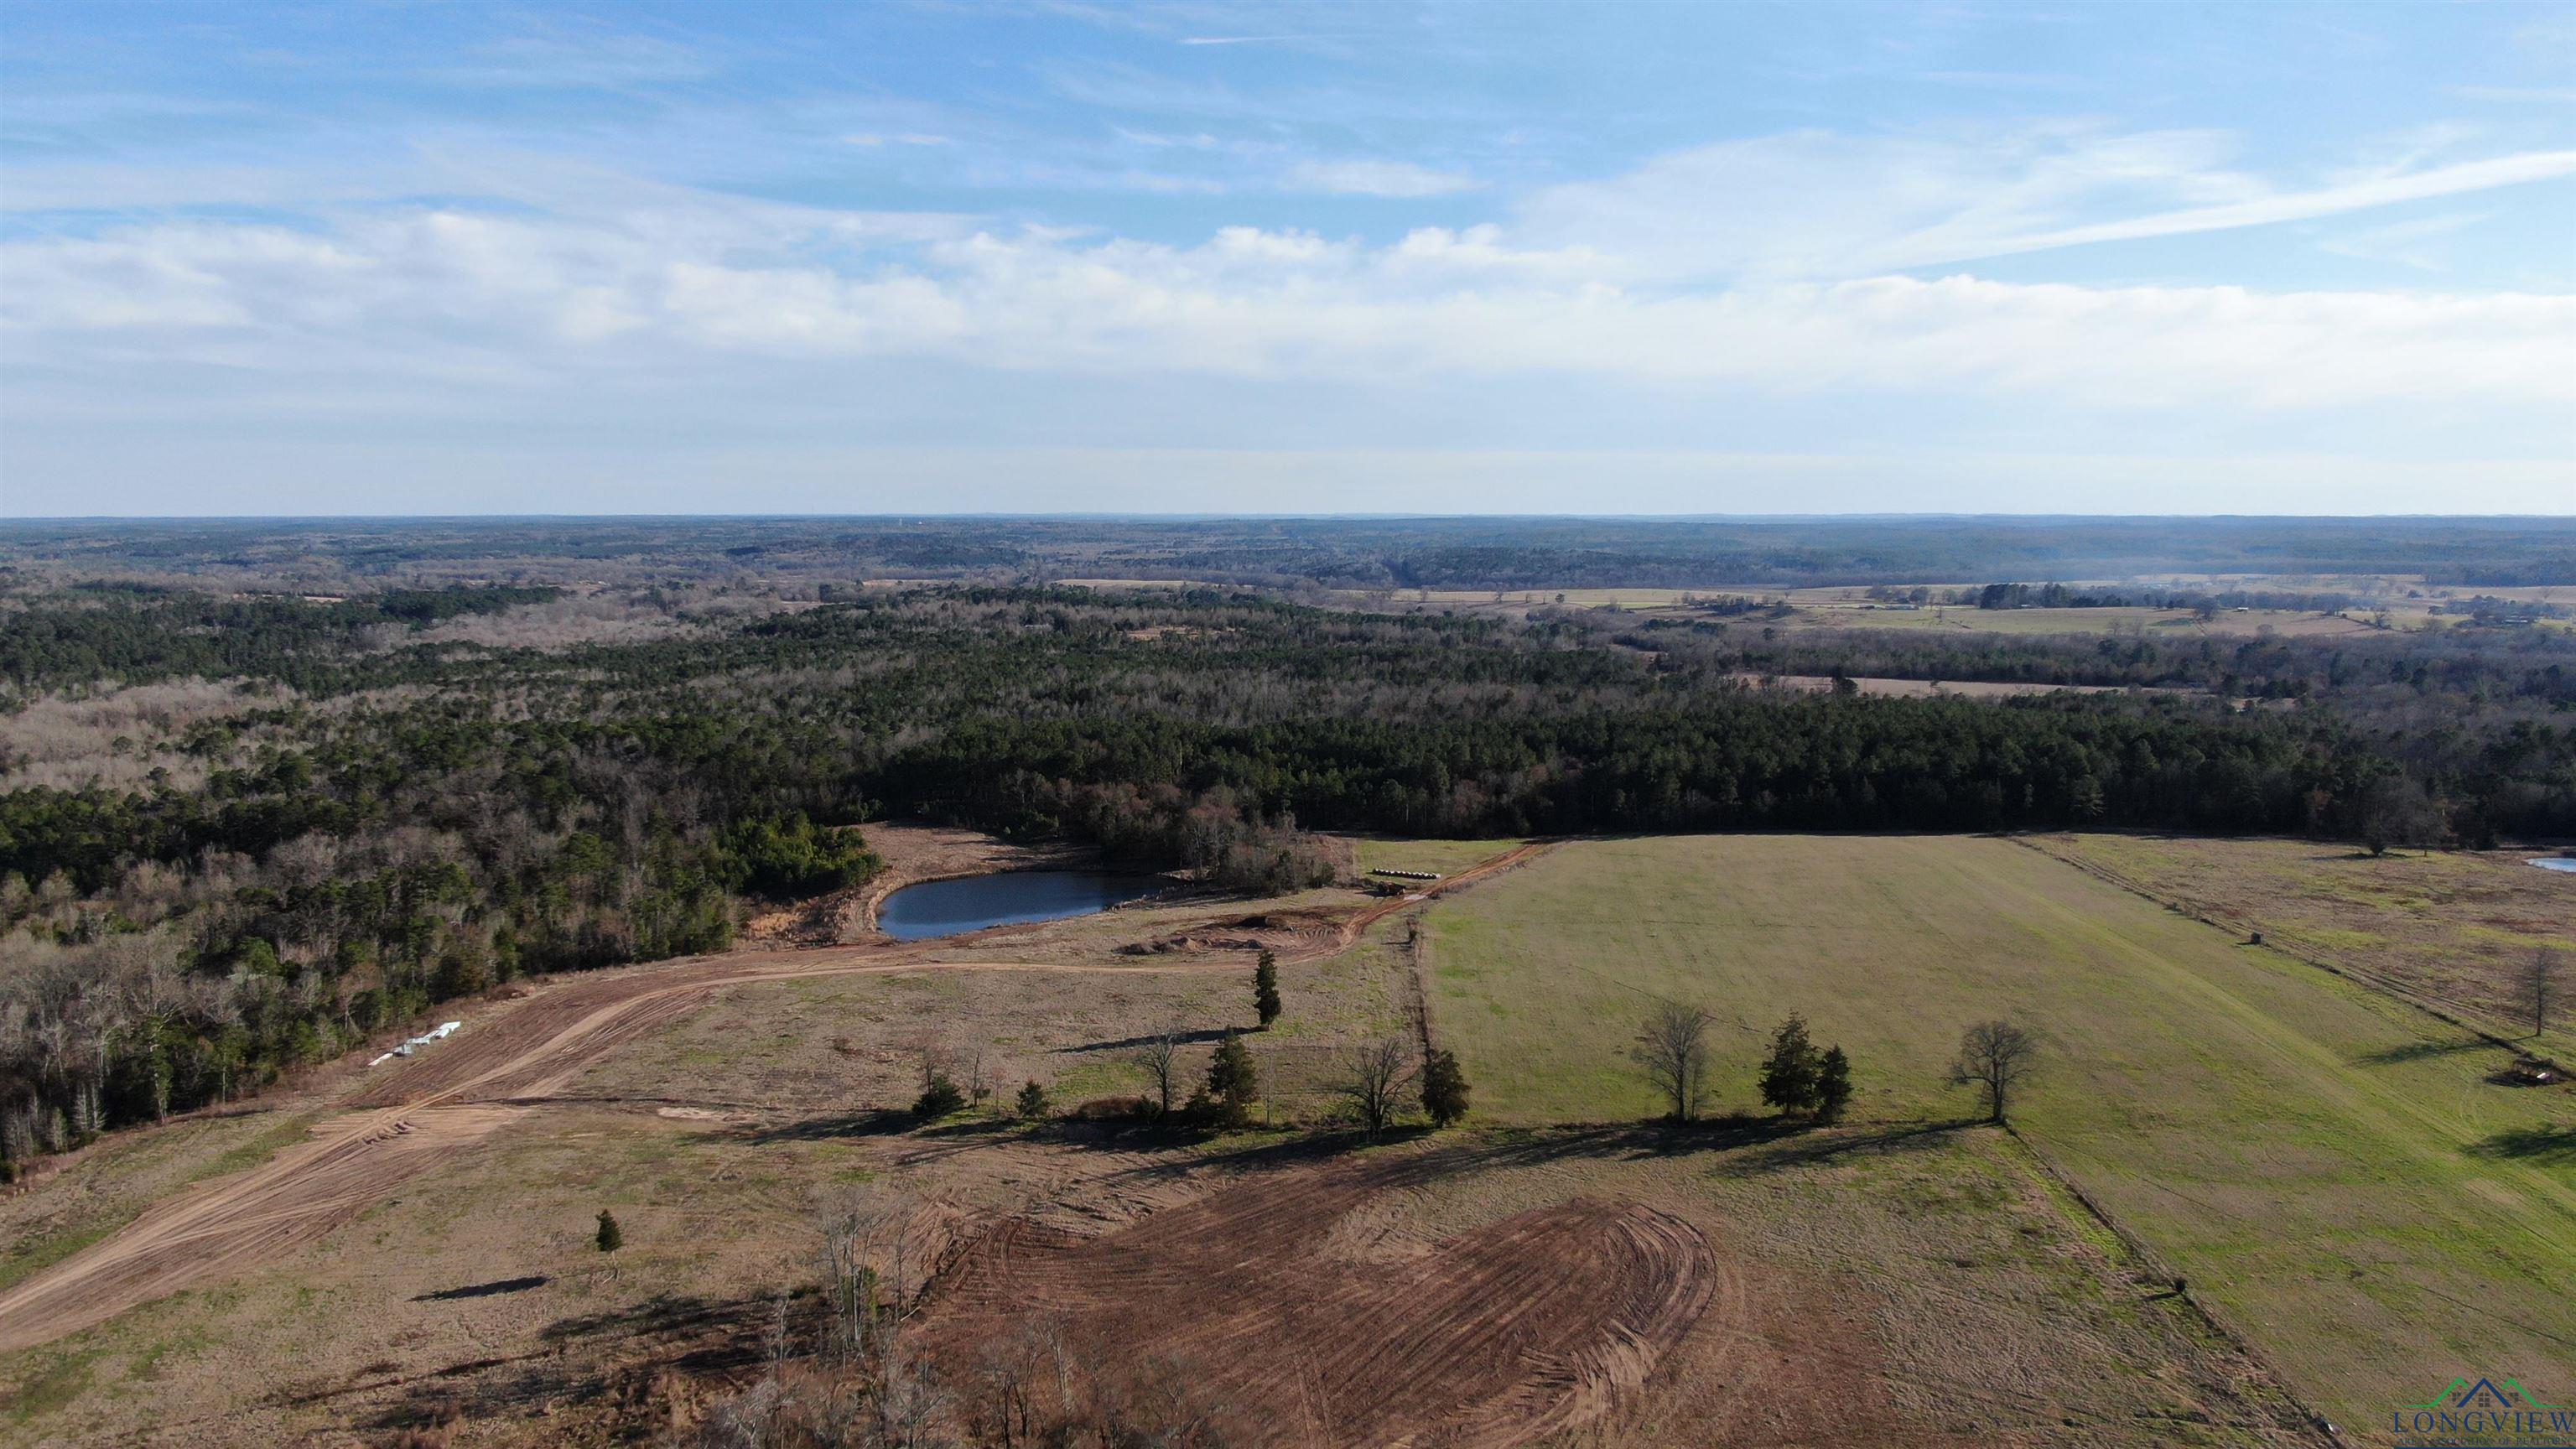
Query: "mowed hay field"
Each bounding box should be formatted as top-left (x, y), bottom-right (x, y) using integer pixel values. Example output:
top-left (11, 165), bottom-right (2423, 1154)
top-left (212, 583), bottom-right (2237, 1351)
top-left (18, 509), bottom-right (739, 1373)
top-left (1420, 835), bottom-right (2576, 1444)
top-left (2030, 834), bottom-right (2576, 1057)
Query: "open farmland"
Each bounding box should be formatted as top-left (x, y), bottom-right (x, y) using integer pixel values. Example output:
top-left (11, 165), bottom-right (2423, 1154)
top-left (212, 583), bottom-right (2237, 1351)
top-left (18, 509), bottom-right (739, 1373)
top-left (0, 835), bottom-right (2336, 1448)
top-left (2029, 834), bottom-right (2576, 1055)
top-left (1419, 834), bottom-right (2576, 1445)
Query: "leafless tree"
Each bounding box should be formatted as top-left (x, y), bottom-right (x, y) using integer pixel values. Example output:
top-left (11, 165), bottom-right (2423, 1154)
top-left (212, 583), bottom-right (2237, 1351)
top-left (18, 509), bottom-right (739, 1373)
top-left (1632, 1000), bottom-right (1717, 1123)
top-left (818, 1189), bottom-right (928, 1371)
top-left (974, 1314), bottom-right (1074, 1448)
top-left (1131, 1026), bottom-right (1182, 1117)
top-left (2522, 948), bottom-right (2561, 1040)
top-left (902, 1030), bottom-right (948, 1098)
top-left (1332, 1037), bottom-right (1415, 1139)
top-left (1950, 1020), bottom-right (2042, 1124)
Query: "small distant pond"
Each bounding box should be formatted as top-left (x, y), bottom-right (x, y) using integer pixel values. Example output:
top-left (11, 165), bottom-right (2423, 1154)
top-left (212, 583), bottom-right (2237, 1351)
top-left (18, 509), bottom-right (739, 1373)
top-left (875, 870), bottom-right (1161, 941)
top-left (2527, 858), bottom-right (2576, 875)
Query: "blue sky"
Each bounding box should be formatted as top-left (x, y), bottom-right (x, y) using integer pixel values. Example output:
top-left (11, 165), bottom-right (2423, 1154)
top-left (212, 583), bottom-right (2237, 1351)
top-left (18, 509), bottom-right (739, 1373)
top-left (3, 1), bottom-right (2571, 516)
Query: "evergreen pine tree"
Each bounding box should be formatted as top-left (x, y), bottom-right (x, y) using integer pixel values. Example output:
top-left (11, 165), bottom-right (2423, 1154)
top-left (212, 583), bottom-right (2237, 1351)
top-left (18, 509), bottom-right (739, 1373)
top-left (913, 1072), bottom-right (966, 1119)
top-left (1420, 1047), bottom-right (1472, 1127)
top-left (1205, 1030), bottom-right (1259, 1125)
top-left (1758, 1014), bottom-right (1823, 1115)
top-left (1015, 1079), bottom-right (1051, 1119)
top-left (1815, 1045), bottom-right (1853, 1123)
top-left (1254, 951), bottom-right (1282, 1027)
top-left (595, 1209), bottom-right (623, 1253)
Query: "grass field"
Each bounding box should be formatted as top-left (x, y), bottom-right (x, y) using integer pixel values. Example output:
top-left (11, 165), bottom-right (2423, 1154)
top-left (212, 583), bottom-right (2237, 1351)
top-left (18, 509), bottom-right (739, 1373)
top-left (1420, 834), bottom-right (2576, 1444)
top-left (1352, 835), bottom-right (1526, 877)
top-left (2032, 834), bottom-right (2576, 1057)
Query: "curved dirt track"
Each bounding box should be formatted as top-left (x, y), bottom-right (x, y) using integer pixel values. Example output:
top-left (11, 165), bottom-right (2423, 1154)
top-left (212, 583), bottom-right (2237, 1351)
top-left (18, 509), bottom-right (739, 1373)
top-left (918, 1144), bottom-right (1719, 1447)
top-left (0, 846), bottom-right (1553, 1357)
top-left (0, 1105), bottom-right (525, 1353)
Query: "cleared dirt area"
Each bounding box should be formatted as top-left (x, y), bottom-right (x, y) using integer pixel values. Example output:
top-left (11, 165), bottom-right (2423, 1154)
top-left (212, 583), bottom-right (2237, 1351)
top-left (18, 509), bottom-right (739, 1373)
top-left (1725, 671), bottom-right (2188, 700)
top-left (0, 1105), bottom-right (523, 1355)
top-left (918, 1144), bottom-right (1714, 1447)
top-left (2028, 833), bottom-right (2576, 1052)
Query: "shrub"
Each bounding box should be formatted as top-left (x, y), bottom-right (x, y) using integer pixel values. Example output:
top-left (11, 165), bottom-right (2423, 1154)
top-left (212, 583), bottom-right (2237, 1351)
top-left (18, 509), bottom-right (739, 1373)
top-left (1015, 1079), bottom-right (1052, 1119)
top-left (913, 1072), bottom-right (966, 1119)
top-left (595, 1209), bottom-right (622, 1253)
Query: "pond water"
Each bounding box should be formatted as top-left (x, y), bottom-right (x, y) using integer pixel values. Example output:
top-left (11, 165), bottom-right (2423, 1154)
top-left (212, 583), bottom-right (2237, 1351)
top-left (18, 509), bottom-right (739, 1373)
top-left (875, 870), bottom-right (1161, 941)
top-left (2527, 858), bottom-right (2576, 875)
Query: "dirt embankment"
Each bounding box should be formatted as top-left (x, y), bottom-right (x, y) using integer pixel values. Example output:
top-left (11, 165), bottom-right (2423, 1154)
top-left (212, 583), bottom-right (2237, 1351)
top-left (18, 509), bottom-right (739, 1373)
top-left (741, 823), bottom-right (1098, 948)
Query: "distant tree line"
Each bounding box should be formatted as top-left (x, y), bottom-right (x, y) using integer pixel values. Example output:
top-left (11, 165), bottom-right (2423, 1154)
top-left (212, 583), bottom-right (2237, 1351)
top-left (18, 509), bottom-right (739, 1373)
top-left (3, 583), bottom-right (2569, 1170)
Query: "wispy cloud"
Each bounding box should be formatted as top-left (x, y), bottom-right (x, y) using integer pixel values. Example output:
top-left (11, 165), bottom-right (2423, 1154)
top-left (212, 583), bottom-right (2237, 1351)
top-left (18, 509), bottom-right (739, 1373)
top-left (9, 194), bottom-right (2564, 419)
top-left (1284, 159), bottom-right (1483, 197)
top-left (1982, 149), bottom-right (2576, 258)
top-left (1516, 127), bottom-right (2576, 281)
top-left (2317, 210), bottom-right (2485, 272)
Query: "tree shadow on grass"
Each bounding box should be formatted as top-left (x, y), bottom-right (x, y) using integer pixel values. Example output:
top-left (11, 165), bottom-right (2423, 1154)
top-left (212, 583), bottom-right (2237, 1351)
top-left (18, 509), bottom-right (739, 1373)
top-left (413, 1275), bottom-right (550, 1303)
top-left (2354, 1037), bottom-right (2496, 1067)
top-left (1055, 1027), bottom-right (1233, 1055)
top-left (1713, 1117), bottom-right (1985, 1175)
top-left (1063, 1117), bottom-right (1987, 1206)
top-left (356, 1291), bottom-right (795, 1433)
top-left (730, 1107), bottom-right (917, 1144)
top-left (2470, 1124), bottom-right (2576, 1166)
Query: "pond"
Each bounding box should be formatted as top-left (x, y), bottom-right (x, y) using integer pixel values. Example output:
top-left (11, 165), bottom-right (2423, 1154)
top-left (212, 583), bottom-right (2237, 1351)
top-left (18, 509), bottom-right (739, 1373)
top-left (2527, 858), bottom-right (2576, 875)
top-left (875, 870), bottom-right (1162, 941)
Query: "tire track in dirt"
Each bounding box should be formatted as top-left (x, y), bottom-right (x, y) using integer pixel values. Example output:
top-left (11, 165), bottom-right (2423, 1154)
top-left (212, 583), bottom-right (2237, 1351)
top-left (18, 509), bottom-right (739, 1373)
top-left (0, 848), bottom-right (1550, 1357)
top-left (915, 1143), bottom-right (1720, 1448)
top-left (0, 1106), bottom-right (524, 1353)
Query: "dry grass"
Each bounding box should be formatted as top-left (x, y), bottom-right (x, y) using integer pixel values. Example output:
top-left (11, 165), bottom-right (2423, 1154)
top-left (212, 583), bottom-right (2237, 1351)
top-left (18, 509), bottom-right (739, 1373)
top-left (2030, 834), bottom-right (2576, 1053)
top-left (0, 1112), bottom-right (2319, 1447)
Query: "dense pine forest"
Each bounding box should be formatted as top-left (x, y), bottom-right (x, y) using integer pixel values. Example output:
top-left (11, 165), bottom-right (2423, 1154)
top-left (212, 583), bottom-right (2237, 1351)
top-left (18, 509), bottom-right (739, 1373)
top-left (3, 525), bottom-right (2573, 1169)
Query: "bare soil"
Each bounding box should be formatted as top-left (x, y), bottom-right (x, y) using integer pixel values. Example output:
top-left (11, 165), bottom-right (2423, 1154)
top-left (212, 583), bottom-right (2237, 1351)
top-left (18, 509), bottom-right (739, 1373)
top-left (917, 1143), bottom-right (1716, 1447)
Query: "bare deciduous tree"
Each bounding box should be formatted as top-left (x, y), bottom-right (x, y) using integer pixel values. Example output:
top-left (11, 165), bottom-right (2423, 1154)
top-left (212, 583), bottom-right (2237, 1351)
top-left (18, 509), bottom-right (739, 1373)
top-left (1131, 1026), bottom-right (1182, 1118)
top-left (818, 1189), bottom-right (928, 1371)
top-left (903, 1030), bottom-right (949, 1098)
top-left (1950, 1020), bottom-right (2042, 1124)
top-left (2523, 948), bottom-right (2561, 1040)
top-left (1331, 1037), bottom-right (1415, 1139)
top-left (1632, 1001), bottom-right (1717, 1123)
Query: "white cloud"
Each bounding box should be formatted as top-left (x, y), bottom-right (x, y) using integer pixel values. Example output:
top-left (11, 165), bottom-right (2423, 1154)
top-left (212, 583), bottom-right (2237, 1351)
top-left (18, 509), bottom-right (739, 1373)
top-left (1515, 127), bottom-right (2576, 280)
top-left (1284, 159), bottom-right (1485, 197)
top-left (2319, 211), bottom-right (2487, 272)
top-left (1987, 150), bottom-right (2576, 258)
top-left (5, 119), bottom-right (2569, 516)
top-left (8, 205), bottom-right (2566, 416)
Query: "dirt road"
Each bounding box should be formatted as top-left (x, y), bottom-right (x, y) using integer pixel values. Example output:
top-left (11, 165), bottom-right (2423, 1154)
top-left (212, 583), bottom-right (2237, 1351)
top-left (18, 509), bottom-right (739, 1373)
top-left (0, 846), bottom-right (1552, 1356)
